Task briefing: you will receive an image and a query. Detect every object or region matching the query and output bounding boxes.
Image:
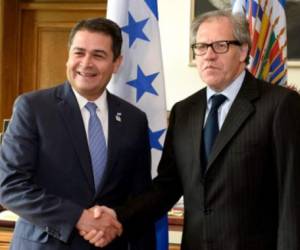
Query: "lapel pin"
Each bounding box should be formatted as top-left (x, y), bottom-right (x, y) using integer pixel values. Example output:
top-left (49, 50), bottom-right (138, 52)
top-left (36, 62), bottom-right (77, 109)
top-left (115, 112), bottom-right (122, 122)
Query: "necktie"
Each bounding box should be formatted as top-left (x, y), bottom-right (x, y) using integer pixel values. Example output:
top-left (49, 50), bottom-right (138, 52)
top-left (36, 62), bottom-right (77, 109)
top-left (202, 94), bottom-right (226, 167)
top-left (85, 102), bottom-right (107, 191)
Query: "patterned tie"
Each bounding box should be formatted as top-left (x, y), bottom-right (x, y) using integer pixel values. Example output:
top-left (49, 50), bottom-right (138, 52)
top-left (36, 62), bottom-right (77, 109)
top-left (85, 102), bottom-right (107, 191)
top-left (202, 94), bottom-right (227, 167)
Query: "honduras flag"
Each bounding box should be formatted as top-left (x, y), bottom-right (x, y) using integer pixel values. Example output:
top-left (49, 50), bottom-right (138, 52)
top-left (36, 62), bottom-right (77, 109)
top-left (107, 0), bottom-right (168, 249)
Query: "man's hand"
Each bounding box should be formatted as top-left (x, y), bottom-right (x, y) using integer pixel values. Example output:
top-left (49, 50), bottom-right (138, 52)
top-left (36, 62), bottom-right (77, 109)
top-left (76, 206), bottom-right (122, 247)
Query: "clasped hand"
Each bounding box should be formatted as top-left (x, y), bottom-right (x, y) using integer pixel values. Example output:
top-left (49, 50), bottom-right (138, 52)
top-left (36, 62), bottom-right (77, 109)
top-left (76, 205), bottom-right (122, 247)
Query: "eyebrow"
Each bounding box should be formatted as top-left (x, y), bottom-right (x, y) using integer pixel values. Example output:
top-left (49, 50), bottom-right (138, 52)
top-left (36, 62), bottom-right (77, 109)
top-left (72, 47), bottom-right (108, 55)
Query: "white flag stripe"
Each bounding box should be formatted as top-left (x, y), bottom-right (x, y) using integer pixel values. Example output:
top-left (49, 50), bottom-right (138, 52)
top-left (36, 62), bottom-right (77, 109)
top-left (107, 0), bottom-right (167, 178)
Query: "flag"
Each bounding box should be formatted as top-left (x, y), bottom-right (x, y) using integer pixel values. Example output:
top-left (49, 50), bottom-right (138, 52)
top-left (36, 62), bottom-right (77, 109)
top-left (232, 0), bottom-right (287, 85)
top-left (107, 0), bottom-right (168, 249)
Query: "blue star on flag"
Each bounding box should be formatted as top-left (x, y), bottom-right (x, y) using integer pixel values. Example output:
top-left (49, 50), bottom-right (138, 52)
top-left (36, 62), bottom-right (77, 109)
top-left (121, 12), bottom-right (150, 47)
top-left (149, 128), bottom-right (165, 151)
top-left (144, 0), bottom-right (158, 20)
top-left (127, 65), bottom-right (159, 102)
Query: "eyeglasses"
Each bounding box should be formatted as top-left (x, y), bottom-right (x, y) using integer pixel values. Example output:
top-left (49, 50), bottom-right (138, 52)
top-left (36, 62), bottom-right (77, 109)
top-left (191, 40), bottom-right (241, 56)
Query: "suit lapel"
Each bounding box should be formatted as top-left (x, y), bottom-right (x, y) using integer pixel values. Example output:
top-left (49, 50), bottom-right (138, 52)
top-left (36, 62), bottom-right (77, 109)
top-left (55, 82), bottom-right (95, 192)
top-left (207, 72), bottom-right (260, 169)
top-left (96, 92), bottom-right (123, 194)
top-left (190, 90), bottom-right (207, 178)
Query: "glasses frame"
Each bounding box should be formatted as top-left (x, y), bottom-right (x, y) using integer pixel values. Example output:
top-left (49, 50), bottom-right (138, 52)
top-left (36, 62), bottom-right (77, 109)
top-left (191, 40), bottom-right (242, 56)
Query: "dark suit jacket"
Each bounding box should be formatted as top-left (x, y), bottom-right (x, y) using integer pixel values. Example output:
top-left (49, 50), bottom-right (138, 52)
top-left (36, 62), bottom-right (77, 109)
top-left (117, 71), bottom-right (300, 250)
top-left (0, 82), bottom-right (155, 250)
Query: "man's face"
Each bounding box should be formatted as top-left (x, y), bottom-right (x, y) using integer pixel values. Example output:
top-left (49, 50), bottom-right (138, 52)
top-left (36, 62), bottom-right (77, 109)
top-left (66, 30), bottom-right (122, 100)
top-left (195, 17), bottom-right (248, 91)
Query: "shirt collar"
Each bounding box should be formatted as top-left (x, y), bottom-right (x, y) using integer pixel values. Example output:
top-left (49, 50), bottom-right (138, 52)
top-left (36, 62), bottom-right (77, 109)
top-left (72, 88), bottom-right (107, 112)
top-left (206, 70), bottom-right (246, 103)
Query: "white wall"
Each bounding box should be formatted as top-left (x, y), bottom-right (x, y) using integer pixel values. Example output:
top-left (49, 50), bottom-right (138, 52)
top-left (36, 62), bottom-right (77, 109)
top-left (158, 0), bottom-right (203, 110)
top-left (288, 65), bottom-right (300, 88)
top-left (158, 1), bottom-right (300, 110)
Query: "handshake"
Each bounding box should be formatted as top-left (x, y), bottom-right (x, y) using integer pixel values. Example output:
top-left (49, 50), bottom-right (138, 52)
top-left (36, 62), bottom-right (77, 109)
top-left (76, 205), bottom-right (122, 248)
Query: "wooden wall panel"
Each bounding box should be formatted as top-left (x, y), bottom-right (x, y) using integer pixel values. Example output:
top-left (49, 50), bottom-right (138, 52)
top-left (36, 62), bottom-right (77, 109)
top-left (0, 0), bottom-right (107, 122)
top-left (36, 25), bottom-right (70, 89)
top-left (0, 0), bottom-right (19, 122)
top-left (19, 8), bottom-right (36, 94)
top-left (19, 2), bottom-right (107, 93)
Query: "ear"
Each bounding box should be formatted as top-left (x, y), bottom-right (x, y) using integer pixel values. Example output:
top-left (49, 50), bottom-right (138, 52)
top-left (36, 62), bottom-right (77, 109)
top-left (113, 55), bottom-right (123, 73)
top-left (240, 43), bottom-right (249, 62)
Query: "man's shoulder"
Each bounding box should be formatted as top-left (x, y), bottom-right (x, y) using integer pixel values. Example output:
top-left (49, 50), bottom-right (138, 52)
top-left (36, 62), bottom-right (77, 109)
top-left (19, 82), bottom-right (66, 101)
top-left (13, 83), bottom-right (67, 114)
top-left (256, 77), bottom-right (298, 100)
top-left (107, 92), bottom-right (146, 117)
top-left (175, 88), bottom-right (205, 108)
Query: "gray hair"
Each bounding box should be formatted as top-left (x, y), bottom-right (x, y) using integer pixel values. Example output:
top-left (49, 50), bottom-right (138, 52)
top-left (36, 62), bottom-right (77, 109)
top-left (191, 9), bottom-right (251, 62)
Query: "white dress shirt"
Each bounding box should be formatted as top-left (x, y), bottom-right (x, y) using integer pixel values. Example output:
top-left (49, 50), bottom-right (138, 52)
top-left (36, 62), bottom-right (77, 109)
top-left (204, 70), bottom-right (246, 129)
top-left (72, 88), bottom-right (108, 145)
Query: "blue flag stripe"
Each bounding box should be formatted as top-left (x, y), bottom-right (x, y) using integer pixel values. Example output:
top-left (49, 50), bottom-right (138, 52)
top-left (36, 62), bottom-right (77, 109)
top-left (107, 0), bottom-right (169, 249)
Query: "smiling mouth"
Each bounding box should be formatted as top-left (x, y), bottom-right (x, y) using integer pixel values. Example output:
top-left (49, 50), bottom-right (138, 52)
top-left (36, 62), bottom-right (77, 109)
top-left (77, 71), bottom-right (97, 77)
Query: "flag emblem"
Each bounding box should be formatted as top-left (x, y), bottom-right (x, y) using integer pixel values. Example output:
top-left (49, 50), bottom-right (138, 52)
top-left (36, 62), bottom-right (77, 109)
top-left (233, 0), bottom-right (287, 85)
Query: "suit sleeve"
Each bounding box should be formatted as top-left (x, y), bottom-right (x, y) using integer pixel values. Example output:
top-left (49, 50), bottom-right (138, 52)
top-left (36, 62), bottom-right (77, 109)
top-left (274, 91), bottom-right (300, 249)
top-left (0, 95), bottom-right (83, 243)
top-left (126, 113), bottom-right (156, 250)
top-left (116, 104), bottom-right (183, 236)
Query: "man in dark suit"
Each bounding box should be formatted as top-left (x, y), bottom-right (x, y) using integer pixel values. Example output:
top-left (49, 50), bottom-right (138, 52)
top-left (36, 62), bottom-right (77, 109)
top-left (87, 9), bottom-right (300, 250)
top-left (0, 17), bottom-right (156, 250)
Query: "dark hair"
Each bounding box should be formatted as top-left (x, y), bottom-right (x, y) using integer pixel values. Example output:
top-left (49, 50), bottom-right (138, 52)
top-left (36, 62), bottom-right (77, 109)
top-left (68, 17), bottom-right (122, 61)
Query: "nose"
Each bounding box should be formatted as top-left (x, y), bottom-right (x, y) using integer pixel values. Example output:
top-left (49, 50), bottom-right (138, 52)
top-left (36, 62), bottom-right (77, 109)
top-left (203, 46), bottom-right (217, 59)
top-left (81, 55), bottom-right (93, 67)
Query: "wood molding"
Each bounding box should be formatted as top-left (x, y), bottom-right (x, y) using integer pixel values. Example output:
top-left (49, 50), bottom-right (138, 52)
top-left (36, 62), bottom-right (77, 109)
top-left (0, 0), bottom-right (19, 122)
top-left (0, 0), bottom-right (107, 122)
top-left (19, 2), bottom-right (107, 11)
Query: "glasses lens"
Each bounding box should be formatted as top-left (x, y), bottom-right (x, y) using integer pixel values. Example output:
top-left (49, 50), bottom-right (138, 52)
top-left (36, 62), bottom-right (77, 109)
top-left (212, 41), bottom-right (229, 53)
top-left (192, 41), bottom-right (239, 55)
top-left (193, 43), bottom-right (207, 55)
